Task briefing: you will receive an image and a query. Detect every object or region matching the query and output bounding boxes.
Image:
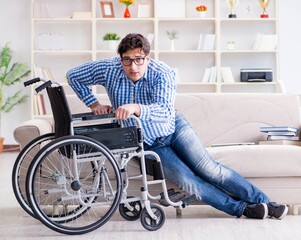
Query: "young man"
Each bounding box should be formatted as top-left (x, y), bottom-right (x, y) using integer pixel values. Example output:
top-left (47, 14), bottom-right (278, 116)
top-left (67, 33), bottom-right (288, 220)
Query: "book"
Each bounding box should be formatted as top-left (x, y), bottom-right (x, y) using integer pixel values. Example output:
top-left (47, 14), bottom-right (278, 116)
top-left (267, 131), bottom-right (296, 136)
top-left (252, 32), bottom-right (263, 50)
top-left (267, 135), bottom-right (300, 141)
top-left (197, 34), bottom-right (215, 51)
top-left (201, 68), bottom-right (211, 83)
top-left (259, 140), bottom-right (301, 146)
top-left (33, 64), bottom-right (44, 78)
top-left (72, 11), bottom-right (92, 19)
top-left (42, 67), bottom-right (54, 80)
top-left (260, 126), bottom-right (299, 133)
top-left (220, 67), bottom-right (235, 83)
top-left (36, 94), bottom-right (46, 115)
top-left (33, 94), bottom-right (39, 115)
top-left (210, 142), bottom-right (255, 147)
top-left (208, 66), bottom-right (217, 83)
top-left (33, 64), bottom-right (54, 81)
top-left (201, 67), bottom-right (217, 83)
top-left (253, 32), bottom-right (277, 51)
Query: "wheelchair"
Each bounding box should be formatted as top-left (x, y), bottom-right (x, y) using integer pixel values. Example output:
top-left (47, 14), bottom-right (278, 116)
top-left (12, 77), bottom-right (197, 235)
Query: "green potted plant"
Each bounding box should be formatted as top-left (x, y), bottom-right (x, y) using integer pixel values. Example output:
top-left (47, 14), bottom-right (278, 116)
top-left (0, 44), bottom-right (30, 152)
top-left (103, 32), bottom-right (121, 51)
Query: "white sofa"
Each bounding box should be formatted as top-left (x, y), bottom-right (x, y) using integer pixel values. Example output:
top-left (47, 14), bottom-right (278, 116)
top-left (14, 93), bottom-right (301, 214)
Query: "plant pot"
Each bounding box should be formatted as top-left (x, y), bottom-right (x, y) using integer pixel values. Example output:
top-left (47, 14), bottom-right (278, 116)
top-left (198, 11), bottom-right (206, 18)
top-left (106, 40), bottom-right (119, 51)
top-left (0, 137), bottom-right (4, 153)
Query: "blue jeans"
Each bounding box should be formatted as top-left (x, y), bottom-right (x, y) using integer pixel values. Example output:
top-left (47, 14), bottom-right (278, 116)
top-left (144, 112), bottom-right (269, 217)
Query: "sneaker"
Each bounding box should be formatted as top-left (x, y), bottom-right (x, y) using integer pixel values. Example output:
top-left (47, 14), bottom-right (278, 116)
top-left (243, 203), bottom-right (268, 219)
top-left (268, 202), bottom-right (288, 220)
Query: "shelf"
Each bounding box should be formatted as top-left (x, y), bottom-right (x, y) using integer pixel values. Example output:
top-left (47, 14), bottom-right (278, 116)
top-left (219, 18), bottom-right (278, 22)
top-left (33, 18), bottom-right (92, 22)
top-left (30, 0), bottom-right (281, 119)
top-left (33, 50), bottom-right (93, 54)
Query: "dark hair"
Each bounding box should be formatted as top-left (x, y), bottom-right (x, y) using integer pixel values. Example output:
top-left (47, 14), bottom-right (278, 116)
top-left (117, 33), bottom-right (150, 57)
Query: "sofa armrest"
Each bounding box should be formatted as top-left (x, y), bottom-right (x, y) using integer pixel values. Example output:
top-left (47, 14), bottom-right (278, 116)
top-left (13, 119), bottom-right (53, 150)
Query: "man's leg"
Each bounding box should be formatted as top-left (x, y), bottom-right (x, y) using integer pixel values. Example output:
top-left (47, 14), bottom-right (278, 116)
top-left (171, 112), bottom-right (270, 204)
top-left (169, 112), bottom-right (287, 219)
top-left (147, 142), bottom-right (247, 217)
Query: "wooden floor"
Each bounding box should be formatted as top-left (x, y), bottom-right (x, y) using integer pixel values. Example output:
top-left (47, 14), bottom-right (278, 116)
top-left (1, 151), bottom-right (301, 240)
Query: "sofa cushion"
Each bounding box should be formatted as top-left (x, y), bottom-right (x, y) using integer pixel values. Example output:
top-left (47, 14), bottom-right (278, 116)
top-left (208, 145), bottom-right (301, 178)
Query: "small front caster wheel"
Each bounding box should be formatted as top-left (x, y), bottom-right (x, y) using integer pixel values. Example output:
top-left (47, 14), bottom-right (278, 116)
top-left (140, 204), bottom-right (165, 231)
top-left (119, 197), bottom-right (142, 221)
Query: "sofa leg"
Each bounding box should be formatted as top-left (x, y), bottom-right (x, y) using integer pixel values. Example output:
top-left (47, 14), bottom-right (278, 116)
top-left (176, 208), bottom-right (182, 217)
top-left (292, 205), bottom-right (299, 215)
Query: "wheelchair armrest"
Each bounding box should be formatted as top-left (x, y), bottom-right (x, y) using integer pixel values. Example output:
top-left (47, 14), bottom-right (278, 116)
top-left (72, 112), bottom-right (116, 121)
top-left (71, 112), bottom-right (94, 120)
top-left (82, 113), bottom-right (115, 120)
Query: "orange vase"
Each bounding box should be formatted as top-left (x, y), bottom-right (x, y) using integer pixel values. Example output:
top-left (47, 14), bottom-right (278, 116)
top-left (124, 6), bottom-right (131, 18)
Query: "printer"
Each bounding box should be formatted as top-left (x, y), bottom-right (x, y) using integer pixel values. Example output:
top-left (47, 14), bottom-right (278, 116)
top-left (240, 68), bottom-right (273, 82)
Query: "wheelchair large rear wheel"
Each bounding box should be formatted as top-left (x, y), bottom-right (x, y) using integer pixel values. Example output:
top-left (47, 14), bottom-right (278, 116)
top-left (12, 133), bottom-right (55, 218)
top-left (26, 135), bottom-right (122, 235)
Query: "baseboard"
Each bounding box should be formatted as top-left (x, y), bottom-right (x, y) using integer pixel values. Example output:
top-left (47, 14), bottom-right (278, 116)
top-left (3, 144), bottom-right (20, 152)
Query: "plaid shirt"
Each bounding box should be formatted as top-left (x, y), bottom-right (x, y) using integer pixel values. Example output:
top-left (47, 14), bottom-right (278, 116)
top-left (66, 57), bottom-right (176, 145)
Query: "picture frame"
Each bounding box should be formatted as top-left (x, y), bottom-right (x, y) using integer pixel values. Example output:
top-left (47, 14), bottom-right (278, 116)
top-left (138, 3), bottom-right (150, 18)
top-left (100, 1), bottom-right (114, 18)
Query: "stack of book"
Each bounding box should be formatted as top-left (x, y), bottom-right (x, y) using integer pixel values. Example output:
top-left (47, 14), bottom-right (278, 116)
top-left (252, 32), bottom-right (278, 51)
top-left (202, 66), bottom-right (217, 83)
top-left (260, 126), bottom-right (300, 141)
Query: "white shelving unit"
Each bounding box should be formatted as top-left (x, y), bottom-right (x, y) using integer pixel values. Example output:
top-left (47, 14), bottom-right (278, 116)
top-left (31, 0), bottom-right (281, 118)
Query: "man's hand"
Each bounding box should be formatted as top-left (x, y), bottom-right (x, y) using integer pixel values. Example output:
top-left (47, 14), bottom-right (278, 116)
top-left (115, 104), bottom-right (140, 120)
top-left (89, 102), bottom-right (112, 115)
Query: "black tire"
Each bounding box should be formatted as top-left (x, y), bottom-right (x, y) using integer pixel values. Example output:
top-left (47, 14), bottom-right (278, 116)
top-left (140, 204), bottom-right (165, 231)
top-left (12, 133), bottom-right (55, 218)
top-left (26, 135), bottom-right (122, 235)
top-left (119, 197), bottom-right (142, 221)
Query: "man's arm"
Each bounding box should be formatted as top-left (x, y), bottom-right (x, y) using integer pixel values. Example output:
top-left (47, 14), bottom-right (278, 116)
top-left (66, 61), bottom-right (101, 107)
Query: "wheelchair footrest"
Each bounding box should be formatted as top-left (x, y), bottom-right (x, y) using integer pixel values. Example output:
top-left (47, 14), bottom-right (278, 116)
top-left (181, 194), bottom-right (198, 208)
top-left (159, 189), bottom-right (198, 208)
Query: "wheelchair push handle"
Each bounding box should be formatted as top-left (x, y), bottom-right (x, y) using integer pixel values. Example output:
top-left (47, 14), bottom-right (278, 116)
top-left (24, 77), bottom-right (53, 93)
top-left (23, 77), bottom-right (41, 87)
top-left (35, 80), bottom-right (52, 93)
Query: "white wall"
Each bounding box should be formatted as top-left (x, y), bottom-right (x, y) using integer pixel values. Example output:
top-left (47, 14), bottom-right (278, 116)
top-left (0, 0), bottom-right (31, 144)
top-left (0, 0), bottom-right (300, 144)
top-left (279, 1), bottom-right (301, 94)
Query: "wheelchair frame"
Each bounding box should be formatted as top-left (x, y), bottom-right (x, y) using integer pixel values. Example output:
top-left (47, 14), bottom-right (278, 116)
top-left (12, 77), bottom-right (196, 235)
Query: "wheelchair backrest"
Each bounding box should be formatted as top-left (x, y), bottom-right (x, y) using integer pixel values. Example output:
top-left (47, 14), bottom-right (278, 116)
top-left (46, 86), bottom-right (72, 139)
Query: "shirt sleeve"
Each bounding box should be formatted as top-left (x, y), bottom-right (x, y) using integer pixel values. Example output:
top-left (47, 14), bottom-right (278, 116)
top-left (66, 61), bottom-right (97, 106)
top-left (139, 68), bottom-right (176, 123)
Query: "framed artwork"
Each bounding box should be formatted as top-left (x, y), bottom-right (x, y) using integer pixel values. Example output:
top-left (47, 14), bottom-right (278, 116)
top-left (100, 1), bottom-right (114, 18)
top-left (138, 3), bottom-right (150, 18)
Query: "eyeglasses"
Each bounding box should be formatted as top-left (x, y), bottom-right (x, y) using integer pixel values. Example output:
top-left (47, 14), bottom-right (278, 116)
top-left (121, 56), bottom-right (146, 66)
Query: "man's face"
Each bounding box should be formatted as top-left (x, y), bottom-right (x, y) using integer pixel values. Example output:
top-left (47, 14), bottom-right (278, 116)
top-left (121, 48), bottom-right (150, 83)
